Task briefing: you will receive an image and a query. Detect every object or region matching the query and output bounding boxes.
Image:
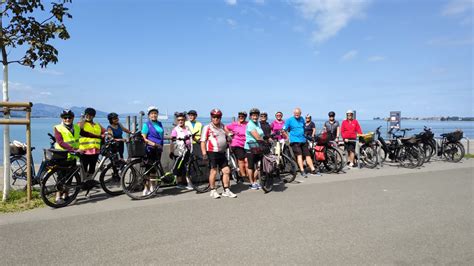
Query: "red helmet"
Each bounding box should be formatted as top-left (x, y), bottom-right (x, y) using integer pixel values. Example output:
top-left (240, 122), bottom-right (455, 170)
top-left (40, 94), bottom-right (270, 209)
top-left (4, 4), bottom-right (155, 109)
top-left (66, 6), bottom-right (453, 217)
top-left (210, 108), bottom-right (222, 117)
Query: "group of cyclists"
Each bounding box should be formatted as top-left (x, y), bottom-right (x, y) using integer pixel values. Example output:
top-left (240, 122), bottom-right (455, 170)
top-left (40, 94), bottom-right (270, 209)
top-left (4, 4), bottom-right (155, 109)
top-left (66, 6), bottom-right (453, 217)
top-left (52, 106), bottom-right (364, 202)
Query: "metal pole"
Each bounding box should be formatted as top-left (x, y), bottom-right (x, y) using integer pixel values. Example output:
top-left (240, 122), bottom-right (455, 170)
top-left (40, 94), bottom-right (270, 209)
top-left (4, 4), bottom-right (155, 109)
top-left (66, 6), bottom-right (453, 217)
top-left (26, 109), bottom-right (32, 201)
top-left (125, 116), bottom-right (130, 138)
top-left (139, 111), bottom-right (145, 132)
top-left (132, 116), bottom-right (137, 133)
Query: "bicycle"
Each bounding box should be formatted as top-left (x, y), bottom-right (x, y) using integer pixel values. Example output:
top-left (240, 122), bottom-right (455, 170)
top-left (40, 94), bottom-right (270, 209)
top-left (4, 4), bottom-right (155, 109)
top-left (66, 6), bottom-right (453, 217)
top-left (9, 133), bottom-right (56, 190)
top-left (306, 133), bottom-right (345, 173)
top-left (437, 130), bottom-right (465, 162)
top-left (414, 126), bottom-right (436, 163)
top-left (40, 134), bottom-right (125, 208)
top-left (375, 126), bottom-right (423, 169)
top-left (357, 132), bottom-right (379, 169)
top-left (271, 134), bottom-right (298, 183)
top-left (121, 132), bottom-right (208, 199)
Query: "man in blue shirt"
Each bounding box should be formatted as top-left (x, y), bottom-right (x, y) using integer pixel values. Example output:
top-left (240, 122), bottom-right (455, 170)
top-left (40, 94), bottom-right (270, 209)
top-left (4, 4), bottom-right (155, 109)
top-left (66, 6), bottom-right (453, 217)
top-left (283, 108), bottom-right (321, 177)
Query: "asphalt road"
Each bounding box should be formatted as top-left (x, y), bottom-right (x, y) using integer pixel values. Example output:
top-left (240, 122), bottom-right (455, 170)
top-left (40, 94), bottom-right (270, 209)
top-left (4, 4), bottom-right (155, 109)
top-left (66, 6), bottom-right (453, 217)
top-left (1, 161), bottom-right (473, 265)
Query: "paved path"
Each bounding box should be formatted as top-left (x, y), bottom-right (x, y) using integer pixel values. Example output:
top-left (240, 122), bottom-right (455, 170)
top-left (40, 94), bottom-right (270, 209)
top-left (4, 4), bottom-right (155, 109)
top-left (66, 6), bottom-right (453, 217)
top-left (1, 160), bottom-right (473, 265)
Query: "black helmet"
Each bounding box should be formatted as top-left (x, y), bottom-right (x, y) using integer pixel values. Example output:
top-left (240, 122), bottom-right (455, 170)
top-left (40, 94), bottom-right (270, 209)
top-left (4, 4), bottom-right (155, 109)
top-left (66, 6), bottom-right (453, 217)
top-left (107, 112), bottom-right (119, 122)
top-left (328, 111), bottom-right (336, 117)
top-left (174, 111), bottom-right (187, 118)
top-left (238, 111), bottom-right (247, 117)
top-left (260, 112), bottom-right (268, 116)
top-left (84, 107), bottom-right (96, 116)
top-left (249, 108), bottom-right (260, 115)
top-left (60, 109), bottom-right (75, 118)
top-left (188, 110), bottom-right (197, 116)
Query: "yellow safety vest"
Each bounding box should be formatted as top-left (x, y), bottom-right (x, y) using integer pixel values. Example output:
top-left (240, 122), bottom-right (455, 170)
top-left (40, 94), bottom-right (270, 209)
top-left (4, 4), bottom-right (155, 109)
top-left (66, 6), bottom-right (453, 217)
top-left (79, 122), bottom-right (102, 151)
top-left (54, 124), bottom-right (80, 160)
top-left (185, 120), bottom-right (203, 144)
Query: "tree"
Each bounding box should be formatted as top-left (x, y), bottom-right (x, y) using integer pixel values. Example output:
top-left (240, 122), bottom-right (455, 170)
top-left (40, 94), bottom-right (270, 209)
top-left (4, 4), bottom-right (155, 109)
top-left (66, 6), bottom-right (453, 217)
top-left (1, 0), bottom-right (72, 201)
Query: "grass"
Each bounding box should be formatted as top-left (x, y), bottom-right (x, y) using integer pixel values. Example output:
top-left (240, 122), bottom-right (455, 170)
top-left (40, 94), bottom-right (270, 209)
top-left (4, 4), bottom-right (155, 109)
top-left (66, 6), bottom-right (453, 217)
top-left (0, 189), bottom-right (45, 213)
top-left (465, 154), bottom-right (474, 159)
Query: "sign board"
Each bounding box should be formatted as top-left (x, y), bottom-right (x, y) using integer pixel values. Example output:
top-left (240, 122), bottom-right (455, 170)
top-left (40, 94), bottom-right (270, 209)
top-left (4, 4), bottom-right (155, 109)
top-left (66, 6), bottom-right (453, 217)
top-left (390, 111), bottom-right (401, 129)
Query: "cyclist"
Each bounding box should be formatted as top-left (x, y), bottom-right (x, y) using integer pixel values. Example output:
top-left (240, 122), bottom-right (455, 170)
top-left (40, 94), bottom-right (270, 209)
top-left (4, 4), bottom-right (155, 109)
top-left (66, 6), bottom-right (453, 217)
top-left (259, 112), bottom-right (272, 139)
top-left (225, 111), bottom-right (248, 182)
top-left (53, 109), bottom-right (81, 204)
top-left (304, 114), bottom-right (316, 138)
top-left (271, 111), bottom-right (286, 141)
top-left (245, 108), bottom-right (265, 190)
top-left (78, 107), bottom-right (105, 178)
top-left (170, 112), bottom-right (193, 190)
top-left (201, 108), bottom-right (237, 199)
top-left (323, 111), bottom-right (340, 141)
top-left (341, 110), bottom-right (362, 168)
top-left (283, 108), bottom-right (320, 178)
top-left (141, 106), bottom-right (165, 196)
top-left (185, 110), bottom-right (203, 158)
top-left (106, 112), bottom-right (131, 159)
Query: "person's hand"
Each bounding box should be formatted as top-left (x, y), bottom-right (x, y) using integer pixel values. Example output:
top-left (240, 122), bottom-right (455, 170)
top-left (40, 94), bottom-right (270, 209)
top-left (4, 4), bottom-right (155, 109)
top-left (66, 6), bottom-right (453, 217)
top-left (202, 154), bottom-right (208, 160)
top-left (344, 139), bottom-right (348, 143)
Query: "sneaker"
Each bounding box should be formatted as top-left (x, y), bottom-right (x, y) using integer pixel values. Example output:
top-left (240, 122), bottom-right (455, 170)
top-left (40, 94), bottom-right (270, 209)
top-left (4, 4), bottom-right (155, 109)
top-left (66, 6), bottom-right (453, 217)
top-left (311, 170), bottom-right (322, 176)
top-left (255, 183), bottom-right (262, 189)
top-left (210, 189), bottom-right (221, 199)
top-left (349, 162), bottom-right (355, 168)
top-left (185, 185), bottom-right (194, 190)
top-left (55, 198), bottom-right (64, 205)
top-left (142, 189), bottom-right (149, 196)
top-left (250, 183), bottom-right (259, 190)
top-left (176, 184), bottom-right (186, 190)
top-left (222, 189), bottom-right (237, 198)
top-left (301, 171), bottom-right (308, 178)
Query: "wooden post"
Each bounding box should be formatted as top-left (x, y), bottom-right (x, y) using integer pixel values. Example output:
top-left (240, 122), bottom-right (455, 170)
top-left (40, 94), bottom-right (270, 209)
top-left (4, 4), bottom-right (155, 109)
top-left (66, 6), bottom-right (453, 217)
top-left (125, 116), bottom-right (130, 138)
top-left (26, 108), bottom-right (32, 201)
top-left (132, 116), bottom-right (137, 133)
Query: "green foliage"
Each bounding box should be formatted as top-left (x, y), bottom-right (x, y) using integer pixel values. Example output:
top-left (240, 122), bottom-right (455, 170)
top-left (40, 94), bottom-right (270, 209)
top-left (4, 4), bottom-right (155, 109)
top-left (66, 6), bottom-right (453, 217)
top-left (0, 0), bottom-right (72, 68)
top-left (0, 189), bottom-right (45, 213)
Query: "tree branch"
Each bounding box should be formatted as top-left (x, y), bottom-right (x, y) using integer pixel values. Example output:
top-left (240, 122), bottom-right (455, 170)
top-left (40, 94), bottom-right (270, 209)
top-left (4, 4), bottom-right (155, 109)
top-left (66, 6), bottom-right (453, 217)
top-left (40, 15), bottom-right (55, 25)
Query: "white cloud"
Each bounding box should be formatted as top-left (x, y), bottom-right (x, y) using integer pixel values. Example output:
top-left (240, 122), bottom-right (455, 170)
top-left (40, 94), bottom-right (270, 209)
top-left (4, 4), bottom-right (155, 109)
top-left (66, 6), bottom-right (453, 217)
top-left (36, 68), bottom-right (64, 76)
top-left (341, 50), bottom-right (358, 61)
top-left (368, 56), bottom-right (385, 62)
top-left (255, 0), bottom-right (265, 4)
top-left (226, 18), bottom-right (237, 27)
top-left (291, 0), bottom-right (371, 43)
top-left (441, 0), bottom-right (473, 16)
top-left (40, 91), bottom-right (52, 96)
top-left (225, 0), bottom-right (237, 6)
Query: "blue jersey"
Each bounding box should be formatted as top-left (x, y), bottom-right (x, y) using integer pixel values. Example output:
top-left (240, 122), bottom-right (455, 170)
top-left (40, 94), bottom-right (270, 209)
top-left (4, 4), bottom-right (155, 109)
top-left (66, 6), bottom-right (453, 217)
top-left (284, 116), bottom-right (306, 143)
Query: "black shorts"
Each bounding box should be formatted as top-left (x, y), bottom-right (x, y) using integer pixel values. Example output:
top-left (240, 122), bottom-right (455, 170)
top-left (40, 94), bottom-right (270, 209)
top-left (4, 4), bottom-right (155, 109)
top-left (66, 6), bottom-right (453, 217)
top-left (344, 141), bottom-right (356, 153)
top-left (208, 152), bottom-right (228, 169)
top-left (231, 147), bottom-right (246, 160)
top-left (246, 150), bottom-right (263, 170)
top-left (290, 142), bottom-right (311, 157)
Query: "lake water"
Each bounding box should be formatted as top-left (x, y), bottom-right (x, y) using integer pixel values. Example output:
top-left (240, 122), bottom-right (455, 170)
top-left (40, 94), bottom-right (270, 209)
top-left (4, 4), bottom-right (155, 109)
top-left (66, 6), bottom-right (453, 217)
top-left (1, 117), bottom-right (473, 163)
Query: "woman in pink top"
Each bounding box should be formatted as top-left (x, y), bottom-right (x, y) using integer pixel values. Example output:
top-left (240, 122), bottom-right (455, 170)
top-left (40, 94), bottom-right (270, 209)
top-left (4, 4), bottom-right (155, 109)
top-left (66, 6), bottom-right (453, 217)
top-left (271, 111), bottom-right (286, 141)
top-left (225, 111), bottom-right (248, 181)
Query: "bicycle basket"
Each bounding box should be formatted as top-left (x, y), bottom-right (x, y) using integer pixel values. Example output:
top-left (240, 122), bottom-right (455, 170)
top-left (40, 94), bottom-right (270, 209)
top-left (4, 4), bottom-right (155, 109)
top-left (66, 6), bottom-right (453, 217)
top-left (358, 132), bottom-right (374, 144)
top-left (127, 140), bottom-right (146, 158)
top-left (315, 132), bottom-right (328, 145)
top-left (10, 142), bottom-right (26, 156)
top-left (445, 130), bottom-right (463, 142)
top-left (44, 149), bottom-right (69, 161)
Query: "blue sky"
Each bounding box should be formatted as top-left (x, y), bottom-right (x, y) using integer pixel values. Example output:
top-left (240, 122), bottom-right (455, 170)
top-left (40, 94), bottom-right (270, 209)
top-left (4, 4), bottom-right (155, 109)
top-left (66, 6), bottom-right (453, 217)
top-left (5, 0), bottom-right (473, 119)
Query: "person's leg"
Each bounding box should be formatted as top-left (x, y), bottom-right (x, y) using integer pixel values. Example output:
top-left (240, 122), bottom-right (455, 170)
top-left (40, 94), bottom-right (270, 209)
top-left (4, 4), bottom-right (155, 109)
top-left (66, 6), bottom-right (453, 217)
top-left (222, 166), bottom-right (231, 188)
top-left (291, 143), bottom-right (305, 172)
top-left (302, 143), bottom-right (316, 172)
top-left (118, 142), bottom-right (125, 159)
top-left (246, 152), bottom-right (256, 185)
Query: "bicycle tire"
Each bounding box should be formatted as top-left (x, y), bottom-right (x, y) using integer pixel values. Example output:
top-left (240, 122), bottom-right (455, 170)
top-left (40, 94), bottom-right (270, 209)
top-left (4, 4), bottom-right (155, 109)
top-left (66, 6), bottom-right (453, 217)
top-left (359, 145), bottom-right (378, 169)
top-left (189, 159), bottom-right (210, 193)
top-left (280, 154), bottom-right (297, 183)
top-left (40, 167), bottom-right (81, 208)
top-left (323, 148), bottom-right (339, 173)
top-left (99, 163), bottom-right (123, 196)
top-left (398, 146), bottom-right (419, 169)
top-left (442, 142), bottom-right (465, 162)
top-left (422, 143), bottom-right (434, 163)
top-left (10, 156), bottom-right (28, 190)
top-left (121, 159), bottom-right (161, 200)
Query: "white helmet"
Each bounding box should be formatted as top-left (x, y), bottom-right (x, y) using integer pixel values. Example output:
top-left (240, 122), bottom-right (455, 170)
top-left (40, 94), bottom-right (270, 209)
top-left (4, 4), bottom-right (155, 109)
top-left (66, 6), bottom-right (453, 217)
top-left (346, 109), bottom-right (354, 114)
top-left (147, 106), bottom-right (159, 115)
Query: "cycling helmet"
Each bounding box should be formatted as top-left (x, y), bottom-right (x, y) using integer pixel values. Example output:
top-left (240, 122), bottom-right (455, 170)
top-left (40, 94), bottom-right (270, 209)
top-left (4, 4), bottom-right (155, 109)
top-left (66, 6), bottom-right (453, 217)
top-left (60, 109), bottom-right (75, 118)
top-left (328, 111), bottom-right (336, 117)
top-left (147, 106), bottom-right (159, 115)
top-left (210, 108), bottom-right (223, 117)
top-left (306, 114), bottom-right (311, 118)
top-left (174, 111), bottom-right (187, 118)
top-left (260, 112), bottom-right (268, 116)
top-left (84, 107), bottom-right (96, 116)
top-left (107, 112), bottom-right (119, 122)
top-left (275, 111), bottom-right (283, 116)
top-left (346, 109), bottom-right (354, 114)
top-left (249, 108), bottom-right (260, 115)
top-left (188, 110), bottom-right (197, 116)
top-left (238, 111), bottom-right (247, 117)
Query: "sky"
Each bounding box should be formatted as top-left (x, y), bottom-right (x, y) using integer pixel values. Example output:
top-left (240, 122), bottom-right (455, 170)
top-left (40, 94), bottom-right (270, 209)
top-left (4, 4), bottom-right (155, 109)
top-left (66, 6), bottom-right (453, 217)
top-left (4, 0), bottom-right (473, 119)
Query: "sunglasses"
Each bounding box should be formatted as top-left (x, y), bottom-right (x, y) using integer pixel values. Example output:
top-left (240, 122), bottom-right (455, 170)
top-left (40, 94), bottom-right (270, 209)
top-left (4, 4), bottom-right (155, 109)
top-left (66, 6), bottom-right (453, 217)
top-left (212, 116), bottom-right (222, 119)
top-left (63, 117), bottom-right (73, 120)
top-left (238, 115), bottom-right (246, 118)
top-left (177, 119), bottom-right (185, 121)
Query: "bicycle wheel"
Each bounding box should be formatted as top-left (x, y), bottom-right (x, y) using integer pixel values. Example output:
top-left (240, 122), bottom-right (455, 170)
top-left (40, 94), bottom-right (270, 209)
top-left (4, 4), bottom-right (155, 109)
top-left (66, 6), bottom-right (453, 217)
top-left (121, 159), bottom-right (161, 200)
top-left (280, 154), bottom-right (297, 183)
top-left (398, 146), bottom-right (419, 169)
top-left (40, 167), bottom-right (81, 208)
top-left (422, 143), bottom-right (434, 163)
top-left (323, 148), bottom-right (339, 173)
top-left (99, 163), bottom-right (123, 196)
top-left (442, 142), bottom-right (465, 162)
top-left (189, 159), bottom-right (210, 193)
top-left (260, 172), bottom-right (274, 193)
top-left (10, 156), bottom-right (28, 190)
top-left (359, 144), bottom-right (378, 169)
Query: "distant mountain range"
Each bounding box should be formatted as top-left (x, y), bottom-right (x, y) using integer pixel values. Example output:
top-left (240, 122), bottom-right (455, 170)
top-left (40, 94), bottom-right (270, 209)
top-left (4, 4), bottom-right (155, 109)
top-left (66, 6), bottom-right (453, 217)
top-left (3, 103), bottom-right (109, 118)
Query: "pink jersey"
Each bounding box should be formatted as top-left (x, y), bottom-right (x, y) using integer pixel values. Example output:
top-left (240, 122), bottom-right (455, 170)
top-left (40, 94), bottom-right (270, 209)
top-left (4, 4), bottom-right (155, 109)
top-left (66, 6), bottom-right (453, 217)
top-left (226, 121), bottom-right (248, 148)
top-left (271, 120), bottom-right (286, 140)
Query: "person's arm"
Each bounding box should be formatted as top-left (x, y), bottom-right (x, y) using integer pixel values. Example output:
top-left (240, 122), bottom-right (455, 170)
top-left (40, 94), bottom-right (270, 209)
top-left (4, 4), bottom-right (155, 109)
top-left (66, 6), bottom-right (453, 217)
top-left (336, 126), bottom-right (341, 140)
top-left (251, 129), bottom-right (263, 141)
top-left (356, 121), bottom-right (363, 134)
top-left (200, 126), bottom-right (208, 158)
top-left (120, 123), bottom-right (131, 134)
top-left (340, 121), bottom-right (347, 140)
top-left (54, 128), bottom-right (75, 152)
top-left (311, 123), bottom-right (316, 137)
top-left (169, 129), bottom-right (177, 156)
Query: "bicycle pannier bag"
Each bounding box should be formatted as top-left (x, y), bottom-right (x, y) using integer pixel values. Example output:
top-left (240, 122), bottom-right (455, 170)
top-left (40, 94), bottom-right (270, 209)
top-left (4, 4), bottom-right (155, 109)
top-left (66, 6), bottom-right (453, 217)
top-left (314, 146), bottom-right (326, 161)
